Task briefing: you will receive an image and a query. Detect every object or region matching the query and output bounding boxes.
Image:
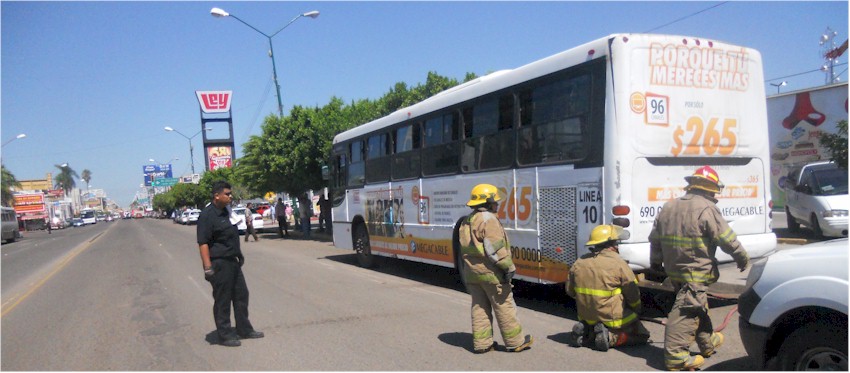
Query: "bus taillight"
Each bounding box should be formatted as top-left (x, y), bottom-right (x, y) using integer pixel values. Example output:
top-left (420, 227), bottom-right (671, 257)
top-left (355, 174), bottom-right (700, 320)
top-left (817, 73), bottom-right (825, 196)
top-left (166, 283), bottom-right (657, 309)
top-left (612, 205), bottom-right (631, 228)
top-left (612, 205), bottom-right (630, 216)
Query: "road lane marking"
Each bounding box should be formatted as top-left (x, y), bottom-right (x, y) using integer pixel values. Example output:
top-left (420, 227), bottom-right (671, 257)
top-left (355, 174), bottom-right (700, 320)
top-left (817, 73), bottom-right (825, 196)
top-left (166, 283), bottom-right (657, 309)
top-left (1, 231), bottom-right (106, 317)
top-left (188, 275), bottom-right (213, 304)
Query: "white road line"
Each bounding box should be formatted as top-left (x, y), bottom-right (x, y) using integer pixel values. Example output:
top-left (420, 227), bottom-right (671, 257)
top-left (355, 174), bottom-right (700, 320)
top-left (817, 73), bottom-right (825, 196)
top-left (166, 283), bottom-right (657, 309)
top-left (188, 275), bottom-right (213, 304)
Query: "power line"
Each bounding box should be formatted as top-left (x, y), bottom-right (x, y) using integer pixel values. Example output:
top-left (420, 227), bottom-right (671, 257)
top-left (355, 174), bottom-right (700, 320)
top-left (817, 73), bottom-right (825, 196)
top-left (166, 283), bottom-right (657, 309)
top-left (765, 62), bottom-right (848, 82)
top-left (643, 2), bottom-right (728, 33)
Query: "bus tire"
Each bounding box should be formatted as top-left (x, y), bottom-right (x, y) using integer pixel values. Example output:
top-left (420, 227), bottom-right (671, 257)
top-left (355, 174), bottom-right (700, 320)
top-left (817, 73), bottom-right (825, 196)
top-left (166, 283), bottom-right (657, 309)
top-left (353, 224), bottom-right (374, 268)
top-left (452, 219), bottom-right (468, 290)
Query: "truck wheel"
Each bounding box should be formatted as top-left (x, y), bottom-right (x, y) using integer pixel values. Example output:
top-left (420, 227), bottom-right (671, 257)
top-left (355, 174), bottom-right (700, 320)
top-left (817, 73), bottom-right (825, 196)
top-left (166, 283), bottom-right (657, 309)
top-left (777, 321), bottom-right (847, 371)
top-left (811, 214), bottom-right (824, 238)
top-left (786, 207), bottom-right (800, 232)
top-left (353, 224), bottom-right (374, 268)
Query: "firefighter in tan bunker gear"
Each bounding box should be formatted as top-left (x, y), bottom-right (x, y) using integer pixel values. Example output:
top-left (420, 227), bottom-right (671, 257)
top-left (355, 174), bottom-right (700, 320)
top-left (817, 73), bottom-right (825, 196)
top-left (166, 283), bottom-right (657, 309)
top-left (566, 224), bottom-right (650, 351)
top-left (649, 166), bottom-right (749, 371)
top-left (459, 184), bottom-right (534, 354)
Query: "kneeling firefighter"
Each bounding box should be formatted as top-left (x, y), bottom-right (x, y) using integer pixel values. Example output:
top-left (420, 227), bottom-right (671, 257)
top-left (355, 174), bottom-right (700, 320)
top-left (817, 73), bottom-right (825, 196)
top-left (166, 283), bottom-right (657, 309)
top-left (566, 224), bottom-right (650, 351)
top-left (459, 183), bottom-right (534, 354)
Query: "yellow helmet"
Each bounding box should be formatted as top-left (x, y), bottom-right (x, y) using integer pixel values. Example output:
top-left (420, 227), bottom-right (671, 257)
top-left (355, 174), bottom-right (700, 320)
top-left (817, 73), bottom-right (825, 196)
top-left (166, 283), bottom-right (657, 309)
top-left (586, 224), bottom-right (628, 246)
top-left (467, 184), bottom-right (502, 207)
top-left (684, 166), bottom-right (724, 194)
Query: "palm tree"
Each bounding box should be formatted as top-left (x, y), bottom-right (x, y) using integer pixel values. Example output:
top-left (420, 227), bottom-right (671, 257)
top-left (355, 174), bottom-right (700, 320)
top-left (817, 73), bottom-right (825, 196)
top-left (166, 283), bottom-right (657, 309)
top-left (81, 169), bottom-right (92, 191)
top-left (1, 164), bottom-right (21, 207)
top-left (53, 164), bottom-right (79, 197)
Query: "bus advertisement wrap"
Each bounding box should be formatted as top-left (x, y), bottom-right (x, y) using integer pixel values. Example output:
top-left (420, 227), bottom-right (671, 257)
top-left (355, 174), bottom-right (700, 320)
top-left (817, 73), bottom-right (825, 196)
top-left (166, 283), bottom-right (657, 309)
top-left (330, 34), bottom-right (776, 284)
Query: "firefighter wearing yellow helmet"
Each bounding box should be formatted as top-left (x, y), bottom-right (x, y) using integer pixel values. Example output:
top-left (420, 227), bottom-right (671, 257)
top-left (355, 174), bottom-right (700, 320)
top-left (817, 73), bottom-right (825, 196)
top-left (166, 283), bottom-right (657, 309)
top-left (566, 224), bottom-right (650, 351)
top-left (649, 166), bottom-right (749, 371)
top-left (458, 184), bottom-right (534, 353)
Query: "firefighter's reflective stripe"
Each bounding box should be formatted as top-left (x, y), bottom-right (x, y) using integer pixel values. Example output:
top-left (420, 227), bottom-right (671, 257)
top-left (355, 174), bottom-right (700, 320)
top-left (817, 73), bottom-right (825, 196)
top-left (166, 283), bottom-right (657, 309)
top-left (473, 327), bottom-right (493, 340)
top-left (502, 325), bottom-right (523, 340)
top-left (574, 286), bottom-right (623, 297)
top-left (665, 350), bottom-right (691, 366)
top-left (580, 312), bottom-right (637, 329)
top-left (629, 299), bottom-right (641, 309)
top-left (666, 271), bottom-right (716, 283)
top-left (658, 235), bottom-right (708, 248)
top-left (718, 228), bottom-right (737, 245)
top-left (461, 243), bottom-right (484, 256)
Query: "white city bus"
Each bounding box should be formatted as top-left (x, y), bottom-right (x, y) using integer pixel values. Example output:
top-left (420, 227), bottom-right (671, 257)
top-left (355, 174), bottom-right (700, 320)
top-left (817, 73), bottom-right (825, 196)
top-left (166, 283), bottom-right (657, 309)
top-left (80, 208), bottom-right (97, 225)
top-left (329, 34), bottom-right (777, 284)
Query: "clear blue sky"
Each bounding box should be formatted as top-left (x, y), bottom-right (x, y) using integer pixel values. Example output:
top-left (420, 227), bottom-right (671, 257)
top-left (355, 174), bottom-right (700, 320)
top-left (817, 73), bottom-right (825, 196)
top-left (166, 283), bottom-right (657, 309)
top-left (2, 1), bottom-right (847, 207)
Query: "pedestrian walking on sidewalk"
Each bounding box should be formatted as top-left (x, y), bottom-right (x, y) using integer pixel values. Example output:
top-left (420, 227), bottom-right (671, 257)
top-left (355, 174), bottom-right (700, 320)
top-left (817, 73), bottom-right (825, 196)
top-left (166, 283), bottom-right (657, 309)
top-left (244, 203), bottom-right (259, 242)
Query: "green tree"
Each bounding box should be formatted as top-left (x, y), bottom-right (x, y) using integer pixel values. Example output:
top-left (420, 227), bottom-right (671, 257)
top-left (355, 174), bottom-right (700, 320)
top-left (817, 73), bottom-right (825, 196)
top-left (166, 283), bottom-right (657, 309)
top-left (236, 71), bottom-right (473, 197)
top-left (167, 183), bottom-right (205, 210)
top-left (820, 120), bottom-right (848, 169)
top-left (53, 164), bottom-right (79, 196)
top-left (1, 165), bottom-right (21, 207)
top-left (81, 169), bottom-right (92, 191)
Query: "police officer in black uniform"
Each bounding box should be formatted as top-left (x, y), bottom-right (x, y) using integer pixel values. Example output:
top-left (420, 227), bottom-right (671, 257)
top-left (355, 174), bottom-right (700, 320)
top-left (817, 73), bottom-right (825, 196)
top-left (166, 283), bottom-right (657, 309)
top-left (197, 181), bottom-right (263, 347)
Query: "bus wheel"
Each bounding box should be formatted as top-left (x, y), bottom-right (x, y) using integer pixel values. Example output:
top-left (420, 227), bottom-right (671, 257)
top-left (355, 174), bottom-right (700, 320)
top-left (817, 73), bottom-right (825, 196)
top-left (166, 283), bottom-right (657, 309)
top-left (353, 224), bottom-right (374, 268)
top-left (452, 222), bottom-right (467, 290)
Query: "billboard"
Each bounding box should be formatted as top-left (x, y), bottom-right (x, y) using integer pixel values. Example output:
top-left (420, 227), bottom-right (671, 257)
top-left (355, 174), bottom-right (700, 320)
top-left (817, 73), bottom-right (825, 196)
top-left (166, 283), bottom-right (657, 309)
top-left (142, 164), bottom-right (174, 187)
top-left (207, 146), bottom-right (233, 170)
top-left (768, 83), bottom-right (849, 208)
top-left (196, 91), bottom-right (232, 114)
top-left (14, 193), bottom-right (45, 214)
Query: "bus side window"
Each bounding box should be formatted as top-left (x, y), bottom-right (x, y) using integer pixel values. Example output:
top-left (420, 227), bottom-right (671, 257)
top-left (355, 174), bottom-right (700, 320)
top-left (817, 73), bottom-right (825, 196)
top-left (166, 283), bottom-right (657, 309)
top-left (461, 94), bottom-right (515, 172)
top-left (422, 112), bottom-right (460, 176)
top-left (392, 123), bottom-right (421, 180)
top-left (365, 132), bottom-right (391, 183)
top-left (517, 74), bottom-right (591, 165)
top-left (348, 140), bottom-right (365, 187)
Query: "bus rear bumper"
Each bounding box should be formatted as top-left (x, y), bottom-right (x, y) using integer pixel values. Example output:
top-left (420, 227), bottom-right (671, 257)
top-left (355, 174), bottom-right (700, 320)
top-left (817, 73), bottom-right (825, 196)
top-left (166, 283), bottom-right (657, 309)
top-left (622, 232), bottom-right (777, 272)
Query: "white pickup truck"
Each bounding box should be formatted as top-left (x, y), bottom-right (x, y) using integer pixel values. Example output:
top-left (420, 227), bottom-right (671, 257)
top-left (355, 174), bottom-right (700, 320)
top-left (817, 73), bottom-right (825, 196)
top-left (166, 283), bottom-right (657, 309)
top-left (783, 161), bottom-right (848, 238)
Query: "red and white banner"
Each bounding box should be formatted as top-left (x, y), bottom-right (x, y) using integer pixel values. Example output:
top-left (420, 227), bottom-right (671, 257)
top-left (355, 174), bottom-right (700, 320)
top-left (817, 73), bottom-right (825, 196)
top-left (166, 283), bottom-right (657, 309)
top-left (196, 90), bottom-right (232, 113)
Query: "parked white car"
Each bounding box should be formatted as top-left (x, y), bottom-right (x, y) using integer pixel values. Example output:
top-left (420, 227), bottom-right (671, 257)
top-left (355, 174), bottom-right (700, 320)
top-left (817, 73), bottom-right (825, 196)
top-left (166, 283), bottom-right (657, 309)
top-left (233, 207), bottom-right (264, 233)
top-left (738, 238), bottom-right (848, 370)
top-left (186, 209), bottom-right (201, 225)
top-left (783, 161), bottom-right (849, 238)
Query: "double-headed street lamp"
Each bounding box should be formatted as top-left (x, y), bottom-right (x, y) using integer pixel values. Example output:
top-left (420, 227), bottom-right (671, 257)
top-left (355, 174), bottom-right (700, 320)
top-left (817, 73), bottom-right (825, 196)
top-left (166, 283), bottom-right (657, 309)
top-left (211, 7), bottom-right (319, 117)
top-left (770, 81), bottom-right (788, 94)
top-left (164, 127), bottom-right (210, 174)
top-left (2, 133), bottom-right (26, 148)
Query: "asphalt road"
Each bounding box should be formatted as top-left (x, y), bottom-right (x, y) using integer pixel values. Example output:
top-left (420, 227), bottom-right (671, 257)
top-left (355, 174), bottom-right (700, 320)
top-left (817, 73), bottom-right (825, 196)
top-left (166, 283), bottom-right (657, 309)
top-left (1, 218), bottom-right (768, 370)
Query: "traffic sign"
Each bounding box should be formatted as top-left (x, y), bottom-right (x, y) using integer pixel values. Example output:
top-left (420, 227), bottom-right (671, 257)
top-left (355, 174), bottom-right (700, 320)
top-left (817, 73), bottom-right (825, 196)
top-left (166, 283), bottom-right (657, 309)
top-left (152, 178), bottom-right (179, 187)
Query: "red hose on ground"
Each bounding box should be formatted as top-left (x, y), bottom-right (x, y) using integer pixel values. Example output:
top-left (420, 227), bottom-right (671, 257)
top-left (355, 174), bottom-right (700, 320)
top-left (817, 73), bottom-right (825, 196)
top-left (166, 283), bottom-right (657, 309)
top-left (640, 305), bottom-right (739, 333)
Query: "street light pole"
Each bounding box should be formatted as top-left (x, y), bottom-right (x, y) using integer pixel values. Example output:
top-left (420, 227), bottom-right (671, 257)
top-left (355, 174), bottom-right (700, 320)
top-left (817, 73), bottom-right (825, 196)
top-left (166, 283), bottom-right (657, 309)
top-left (211, 7), bottom-right (319, 117)
top-left (2, 133), bottom-right (26, 148)
top-left (770, 81), bottom-right (788, 94)
top-left (164, 127), bottom-right (210, 175)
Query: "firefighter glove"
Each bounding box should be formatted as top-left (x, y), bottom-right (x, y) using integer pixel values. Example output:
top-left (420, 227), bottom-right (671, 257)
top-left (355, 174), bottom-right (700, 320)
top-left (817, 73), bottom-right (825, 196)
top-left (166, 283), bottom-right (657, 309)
top-left (737, 258), bottom-right (748, 272)
top-left (503, 270), bottom-right (515, 284)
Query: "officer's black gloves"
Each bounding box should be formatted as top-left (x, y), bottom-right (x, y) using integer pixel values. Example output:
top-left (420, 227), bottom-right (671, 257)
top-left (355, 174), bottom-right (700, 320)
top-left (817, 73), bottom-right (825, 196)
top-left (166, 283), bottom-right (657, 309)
top-left (204, 267), bottom-right (215, 280)
top-left (237, 254), bottom-right (245, 267)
